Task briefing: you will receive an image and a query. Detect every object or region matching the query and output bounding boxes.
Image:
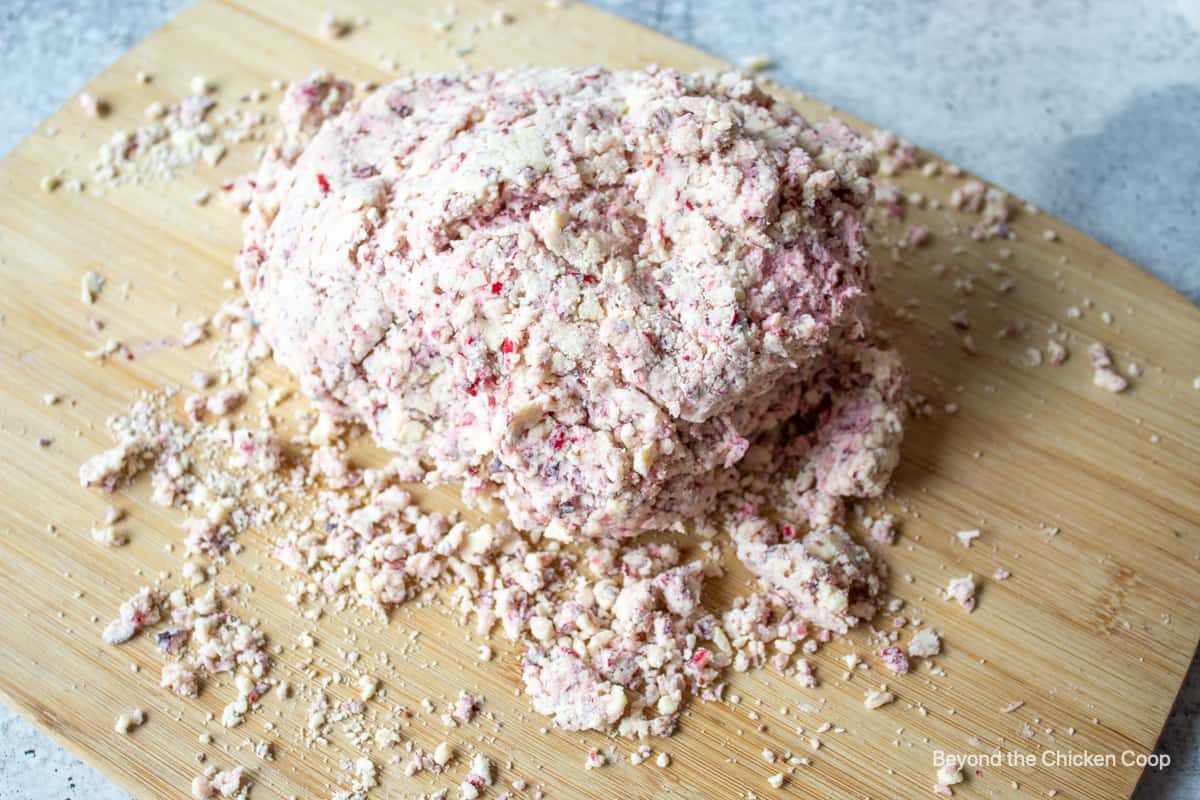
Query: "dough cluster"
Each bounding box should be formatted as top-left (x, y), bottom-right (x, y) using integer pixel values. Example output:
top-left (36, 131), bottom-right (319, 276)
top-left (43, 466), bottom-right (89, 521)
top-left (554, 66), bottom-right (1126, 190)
top-left (239, 67), bottom-right (904, 538)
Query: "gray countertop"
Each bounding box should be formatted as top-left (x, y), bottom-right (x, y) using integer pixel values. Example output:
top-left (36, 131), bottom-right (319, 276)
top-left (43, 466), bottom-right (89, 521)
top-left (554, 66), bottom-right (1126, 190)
top-left (1, 1), bottom-right (1197, 798)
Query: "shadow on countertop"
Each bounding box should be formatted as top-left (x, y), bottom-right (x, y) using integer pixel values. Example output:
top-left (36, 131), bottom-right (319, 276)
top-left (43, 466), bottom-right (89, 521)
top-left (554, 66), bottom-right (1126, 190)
top-left (1039, 83), bottom-right (1200, 305)
top-left (1134, 644), bottom-right (1200, 798)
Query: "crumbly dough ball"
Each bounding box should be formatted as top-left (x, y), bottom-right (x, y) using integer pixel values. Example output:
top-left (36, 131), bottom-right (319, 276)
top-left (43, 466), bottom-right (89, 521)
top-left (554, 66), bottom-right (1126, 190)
top-left (240, 67), bottom-right (903, 538)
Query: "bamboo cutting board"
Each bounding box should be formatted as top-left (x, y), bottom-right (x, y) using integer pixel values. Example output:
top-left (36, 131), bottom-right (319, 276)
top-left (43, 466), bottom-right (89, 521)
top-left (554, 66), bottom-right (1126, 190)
top-left (1, 1), bottom-right (1199, 799)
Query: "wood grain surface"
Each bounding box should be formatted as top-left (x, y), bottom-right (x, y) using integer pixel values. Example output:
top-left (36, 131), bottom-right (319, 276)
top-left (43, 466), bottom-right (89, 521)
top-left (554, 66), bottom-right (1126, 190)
top-left (0, 1), bottom-right (1198, 799)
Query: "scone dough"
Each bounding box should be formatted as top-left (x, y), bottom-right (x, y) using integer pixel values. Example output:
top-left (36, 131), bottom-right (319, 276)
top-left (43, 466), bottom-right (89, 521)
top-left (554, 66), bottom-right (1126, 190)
top-left (239, 67), bottom-right (904, 538)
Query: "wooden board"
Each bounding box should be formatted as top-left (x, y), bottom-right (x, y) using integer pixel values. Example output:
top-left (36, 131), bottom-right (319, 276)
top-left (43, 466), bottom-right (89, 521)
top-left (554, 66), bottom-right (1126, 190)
top-left (1, 1), bottom-right (1198, 798)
